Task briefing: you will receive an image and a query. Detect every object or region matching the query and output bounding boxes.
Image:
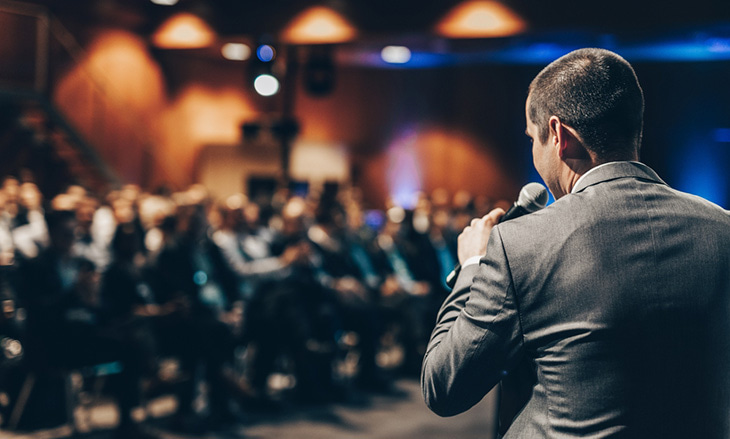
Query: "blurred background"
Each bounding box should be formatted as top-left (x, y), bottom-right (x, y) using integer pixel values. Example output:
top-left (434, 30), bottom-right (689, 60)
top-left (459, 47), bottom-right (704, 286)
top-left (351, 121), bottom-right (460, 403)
top-left (1, 0), bottom-right (729, 207)
top-left (0, 0), bottom-right (729, 438)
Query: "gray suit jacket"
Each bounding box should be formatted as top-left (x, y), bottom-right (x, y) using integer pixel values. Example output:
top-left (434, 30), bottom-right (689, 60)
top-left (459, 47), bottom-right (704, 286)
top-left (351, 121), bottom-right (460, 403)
top-left (422, 162), bottom-right (730, 438)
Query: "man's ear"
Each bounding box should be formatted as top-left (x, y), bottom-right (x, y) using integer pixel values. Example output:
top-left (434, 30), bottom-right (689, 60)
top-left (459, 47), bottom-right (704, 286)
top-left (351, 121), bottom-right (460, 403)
top-left (549, 116), bottom-right (589, 160)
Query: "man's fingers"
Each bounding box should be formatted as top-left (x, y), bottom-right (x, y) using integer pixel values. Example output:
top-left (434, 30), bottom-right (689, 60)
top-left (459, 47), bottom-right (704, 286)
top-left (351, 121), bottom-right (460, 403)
top-left (469, 207), bottom-right (507, 230)
top-left (486, 207), bottom-right (506, 225)
top-left (458, 209), bottom-right (506, 264)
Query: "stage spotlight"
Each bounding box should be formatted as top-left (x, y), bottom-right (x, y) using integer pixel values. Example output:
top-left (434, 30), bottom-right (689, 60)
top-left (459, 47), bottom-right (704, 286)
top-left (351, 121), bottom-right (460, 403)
top-left (254, 74), bottom-right (280, 96)
top-left (381, 46), bottom-right (412, 64)
top-left (257, 44), bottom-right (276, 62)
top-left (222, 43), bottom-right (251, 61)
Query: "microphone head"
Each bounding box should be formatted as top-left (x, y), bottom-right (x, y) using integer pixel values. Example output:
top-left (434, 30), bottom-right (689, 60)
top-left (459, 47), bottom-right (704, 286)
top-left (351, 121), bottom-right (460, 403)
top-left (516, 182), bottom-right (549, 213)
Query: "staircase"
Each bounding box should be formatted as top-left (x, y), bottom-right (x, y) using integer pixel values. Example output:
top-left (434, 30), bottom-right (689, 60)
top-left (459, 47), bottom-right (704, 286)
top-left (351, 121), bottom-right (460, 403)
top-left (0, 0), bottom-right (158, 196)
top-left (0, 89), bottom-right (120, 197)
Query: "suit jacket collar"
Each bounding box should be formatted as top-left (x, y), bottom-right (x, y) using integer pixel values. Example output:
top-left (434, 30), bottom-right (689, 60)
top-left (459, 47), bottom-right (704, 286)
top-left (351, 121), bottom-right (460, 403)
top-left (572, 161), bottom-right (666, 194)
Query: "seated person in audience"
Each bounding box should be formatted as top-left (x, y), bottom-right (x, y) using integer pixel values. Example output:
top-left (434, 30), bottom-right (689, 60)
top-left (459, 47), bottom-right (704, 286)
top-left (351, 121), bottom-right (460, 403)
top-left (251, 196), bottom-right (360, 402)
top-left (17, 208), bottom-right (152, 439)
top-left (216, 196), bottom-right (336, 403)
top-left (0, 187), bottom-right (16, 267)
top-left (339, 197), bottom-right (429, 377)
top-left (146, 191), bottom-right (253, 429)
top-left (372, 207), bottom-right (433, 376)
top-left (99, 222), bottom-right (164, 388)
top-left (212, 194), bottom-right (303, 302)
top-left (70, 189), bottom-right (111, 271)
top-left (10, 182), bottom-right (48, 261)
top-left (305, 198), bottom-right (392, 392)
top-left (0, 223), bottom-right (23, 420)
top-left (402, 200), bottom-right (459, 322)
top-left (1, 177), bottom-right (21, 229)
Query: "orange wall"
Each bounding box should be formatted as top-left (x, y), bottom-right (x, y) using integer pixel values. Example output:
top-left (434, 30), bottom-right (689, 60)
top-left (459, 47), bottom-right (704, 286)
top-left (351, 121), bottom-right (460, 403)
top-left (293, 66), bottom-right (528, 207)
top-left (53, 30), bottom-right (170, 185)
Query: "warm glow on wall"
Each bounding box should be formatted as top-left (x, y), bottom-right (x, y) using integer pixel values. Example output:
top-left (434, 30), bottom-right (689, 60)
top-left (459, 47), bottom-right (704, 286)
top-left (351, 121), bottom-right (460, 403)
top-left (53, 31), bottom-right (171, 184)
top-left (385, 129), bottom-right (424, 208)
top-left (435, 0), bottom-right (526, 38)
top-left (290, 141), bottom-right (349, 182)
top-left (152, 13), bottom-right (216, 48)
top-left (379, 127), bottom-right (517, 208)
top-left (82, 32), bottom-right (166, 104)
top-left (167, 85), bottom-right (257, 145)
top-left (281, 6), bottom-right (357, 44)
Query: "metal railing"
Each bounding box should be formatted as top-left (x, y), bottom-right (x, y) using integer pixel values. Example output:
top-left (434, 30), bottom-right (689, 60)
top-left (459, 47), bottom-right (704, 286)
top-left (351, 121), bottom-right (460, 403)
top-left (0, 0), bottom-right (176, 189)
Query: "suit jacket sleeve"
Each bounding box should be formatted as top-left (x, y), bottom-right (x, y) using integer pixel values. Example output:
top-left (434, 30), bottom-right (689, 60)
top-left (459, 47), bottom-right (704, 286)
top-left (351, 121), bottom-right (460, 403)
top-left (421, 227), bottom-right (525, 417)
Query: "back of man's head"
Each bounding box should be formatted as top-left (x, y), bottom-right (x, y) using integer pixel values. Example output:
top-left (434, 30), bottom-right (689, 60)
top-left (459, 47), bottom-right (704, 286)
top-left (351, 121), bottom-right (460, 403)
top-left (528, 48), bottom-right (644, 161)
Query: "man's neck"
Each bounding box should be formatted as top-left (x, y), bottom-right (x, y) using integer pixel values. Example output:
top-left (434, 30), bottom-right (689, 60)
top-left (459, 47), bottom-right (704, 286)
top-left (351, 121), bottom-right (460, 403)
top-left (560, 147), bottom-right (639, 196)
top-left (557, 158), bottom-right (597, 199)
top-left (570, 159), bottom-right (641, 194)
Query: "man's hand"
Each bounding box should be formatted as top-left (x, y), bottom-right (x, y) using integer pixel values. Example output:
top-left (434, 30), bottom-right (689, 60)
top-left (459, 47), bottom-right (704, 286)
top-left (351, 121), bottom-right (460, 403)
top-left (457, 208), bottom-right (505, 265)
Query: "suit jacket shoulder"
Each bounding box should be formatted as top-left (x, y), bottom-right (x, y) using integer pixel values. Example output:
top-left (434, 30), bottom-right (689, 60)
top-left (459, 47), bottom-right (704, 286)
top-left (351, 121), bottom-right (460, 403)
top-left (491, 162), bottom-right (730, 438)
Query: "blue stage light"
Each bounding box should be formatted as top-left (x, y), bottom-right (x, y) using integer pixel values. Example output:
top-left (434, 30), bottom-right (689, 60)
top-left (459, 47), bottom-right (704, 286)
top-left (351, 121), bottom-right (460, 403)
top-left (713, 128), bottom-right (730, 143)
top-left (674, 139), bottom-right (728, 207)
top-left (257, 44), bottom-right (276, 62)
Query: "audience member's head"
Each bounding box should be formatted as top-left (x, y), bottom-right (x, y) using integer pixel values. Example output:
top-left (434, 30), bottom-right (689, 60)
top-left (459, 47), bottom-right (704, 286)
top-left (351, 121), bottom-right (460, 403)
top-left (111, 222), bottom-right (142, 261)
top-left (219, 194), bottom-right (247, 231)
top-left (18, 182), bottom-right (42, 211)
top-left (45, 209), bottom-right (77, 254)
top-left (2, 177), bottom-right (19, 203)
top-left (281, 197), bottom-right (308, 238)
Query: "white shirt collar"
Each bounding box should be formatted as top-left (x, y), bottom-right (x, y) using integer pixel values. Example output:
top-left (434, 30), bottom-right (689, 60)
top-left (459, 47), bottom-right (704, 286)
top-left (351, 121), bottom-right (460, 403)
top-left (571, 161), bottom-right (642, 194)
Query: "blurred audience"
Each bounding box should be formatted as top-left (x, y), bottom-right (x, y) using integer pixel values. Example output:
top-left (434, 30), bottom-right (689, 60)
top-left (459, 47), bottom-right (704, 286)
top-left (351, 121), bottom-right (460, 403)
top-left (0, 172), bottom-right (498, 436)
top-left (17, 208), bottom-right (150, 438)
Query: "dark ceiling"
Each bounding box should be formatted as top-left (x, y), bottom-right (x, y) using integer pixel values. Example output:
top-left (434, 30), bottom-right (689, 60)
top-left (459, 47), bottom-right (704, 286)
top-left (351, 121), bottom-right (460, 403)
top-left (31, 0), bottom-right (730, 37)
top-left (23, 0), bottom-right (730, 66)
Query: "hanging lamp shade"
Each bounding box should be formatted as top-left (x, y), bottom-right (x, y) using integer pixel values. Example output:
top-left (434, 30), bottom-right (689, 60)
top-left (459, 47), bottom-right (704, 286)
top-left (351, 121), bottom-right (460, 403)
top-left (435, 1), bottom-right (526, 39)
top-left (152, 12), bottom-right (216, 48)
top-left (281, 6), bottom-right (357, 44)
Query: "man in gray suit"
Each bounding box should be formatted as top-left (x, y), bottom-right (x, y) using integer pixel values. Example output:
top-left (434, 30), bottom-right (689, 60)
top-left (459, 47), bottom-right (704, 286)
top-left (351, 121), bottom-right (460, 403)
top-left (421, 48), bottom-right (730, 438)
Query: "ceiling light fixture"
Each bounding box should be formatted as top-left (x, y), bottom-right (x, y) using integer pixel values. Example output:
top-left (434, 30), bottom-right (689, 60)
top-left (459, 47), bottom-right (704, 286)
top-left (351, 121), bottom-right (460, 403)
top-left (152, 13), bottom-right (216, 49)
top-left (221, 43), bottom-right (251, 61)
top-left (256, 44), bottom-right (276, 62)
top-left (281, 6), bottom-right (357, 44)
top-left (254, 74), bottom-right (280, 96)
top-left (381, 46), bottom-right (412, 64)
top-left (436, 0), bottom-right (526, 39)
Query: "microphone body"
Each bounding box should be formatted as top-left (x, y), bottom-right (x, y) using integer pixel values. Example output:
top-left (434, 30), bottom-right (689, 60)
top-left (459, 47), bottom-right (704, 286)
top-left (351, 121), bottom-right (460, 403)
top-left (499, 203), bottom-right (531, 223)
top-left (445, 183), bottom-right (548, 289)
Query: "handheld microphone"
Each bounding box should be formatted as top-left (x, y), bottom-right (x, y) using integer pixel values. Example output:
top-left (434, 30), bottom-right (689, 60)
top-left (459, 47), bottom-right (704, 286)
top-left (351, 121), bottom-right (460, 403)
top-left (445, 182), bottom-right (548, 289)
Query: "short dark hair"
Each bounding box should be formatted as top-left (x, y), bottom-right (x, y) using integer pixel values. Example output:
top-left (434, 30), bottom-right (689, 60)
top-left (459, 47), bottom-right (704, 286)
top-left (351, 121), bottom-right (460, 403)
top-left (528, 48), bottom-right (644, 160)
top-left (44, 208), bottom-right (76, 233)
